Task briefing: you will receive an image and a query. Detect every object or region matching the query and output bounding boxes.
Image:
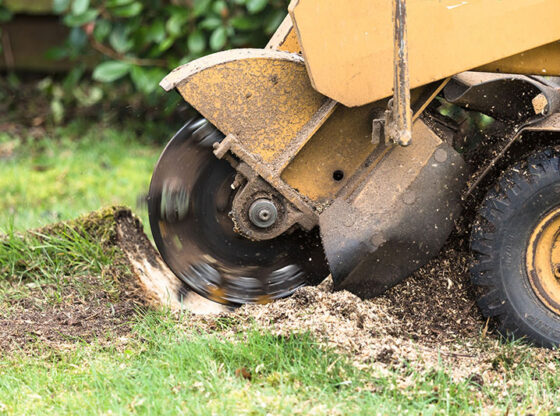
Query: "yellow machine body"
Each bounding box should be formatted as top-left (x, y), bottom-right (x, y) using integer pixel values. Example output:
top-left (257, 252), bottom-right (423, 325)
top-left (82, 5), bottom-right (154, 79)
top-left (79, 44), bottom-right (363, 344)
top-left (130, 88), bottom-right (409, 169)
top-left (157, 2), bottom-right (560, 303)
top-left (289, 0), bottom-right (560, 106)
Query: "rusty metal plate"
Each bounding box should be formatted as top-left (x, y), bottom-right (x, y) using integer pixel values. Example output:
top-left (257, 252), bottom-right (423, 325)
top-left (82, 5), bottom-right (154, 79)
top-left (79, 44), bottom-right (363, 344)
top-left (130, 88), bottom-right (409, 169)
top-left (161, 49), bottom-right (326, 165)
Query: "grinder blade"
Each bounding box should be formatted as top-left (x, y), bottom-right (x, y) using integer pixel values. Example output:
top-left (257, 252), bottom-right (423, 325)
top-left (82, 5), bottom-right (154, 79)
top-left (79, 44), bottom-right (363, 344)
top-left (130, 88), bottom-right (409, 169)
top-left (148, 118), bottom-right (329, 305)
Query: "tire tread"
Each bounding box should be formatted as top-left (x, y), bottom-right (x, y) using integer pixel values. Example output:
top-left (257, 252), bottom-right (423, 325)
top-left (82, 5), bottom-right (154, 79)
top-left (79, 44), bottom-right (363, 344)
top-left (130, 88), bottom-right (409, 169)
top-left (470, 148), bottom-right (560, 347)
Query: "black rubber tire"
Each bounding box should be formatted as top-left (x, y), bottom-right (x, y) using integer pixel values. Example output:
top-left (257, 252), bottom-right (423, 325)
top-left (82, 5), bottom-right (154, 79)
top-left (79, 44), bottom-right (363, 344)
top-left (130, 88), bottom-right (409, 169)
top-left (470, 148), bottom-right (560, 347)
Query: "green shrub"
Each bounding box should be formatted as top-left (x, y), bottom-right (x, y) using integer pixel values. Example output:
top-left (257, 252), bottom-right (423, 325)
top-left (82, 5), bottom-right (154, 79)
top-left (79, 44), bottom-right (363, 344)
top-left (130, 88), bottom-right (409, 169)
top-left (53, 0), bottom-right (288, 95)
top-left (1, 1), bottom-right (288, 126)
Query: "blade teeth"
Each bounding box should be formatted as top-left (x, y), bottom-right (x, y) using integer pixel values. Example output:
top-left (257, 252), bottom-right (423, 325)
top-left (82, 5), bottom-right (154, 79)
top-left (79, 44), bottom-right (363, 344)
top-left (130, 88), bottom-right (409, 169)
top-left (192, 120), bottom-right (224, 147)
top-left (149, 116), bottom-right (330, 306)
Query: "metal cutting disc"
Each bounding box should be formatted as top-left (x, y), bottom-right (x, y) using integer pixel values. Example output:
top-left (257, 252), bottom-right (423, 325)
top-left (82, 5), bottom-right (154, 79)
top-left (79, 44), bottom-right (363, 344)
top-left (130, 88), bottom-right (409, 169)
top-left (148, 118), bottom-right (329, 305)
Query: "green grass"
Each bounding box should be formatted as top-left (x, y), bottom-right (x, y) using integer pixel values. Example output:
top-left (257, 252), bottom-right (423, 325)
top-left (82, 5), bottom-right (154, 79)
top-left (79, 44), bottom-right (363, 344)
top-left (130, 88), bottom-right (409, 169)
top-left (2, 123), bottom-right (560, 415)
top-left (0, 208), bottom-right (124, 310)
top-left (0, 318), bottom-right (363, 415)
top-left (2, 310), bottom-right (560, 415)
top-left (1, 224), bottom-right (114, 283)
top-left (1, 215), bottom-right (560, 415)
top-left (0, 121), bottom-right (161, 232)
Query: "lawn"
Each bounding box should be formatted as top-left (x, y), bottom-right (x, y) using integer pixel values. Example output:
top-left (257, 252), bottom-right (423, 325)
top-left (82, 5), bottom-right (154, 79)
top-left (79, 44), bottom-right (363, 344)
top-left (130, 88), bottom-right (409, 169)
top-left (1, 123), bottom-right (560, 415)
top-left (0, 121), bottom-right (162, 232)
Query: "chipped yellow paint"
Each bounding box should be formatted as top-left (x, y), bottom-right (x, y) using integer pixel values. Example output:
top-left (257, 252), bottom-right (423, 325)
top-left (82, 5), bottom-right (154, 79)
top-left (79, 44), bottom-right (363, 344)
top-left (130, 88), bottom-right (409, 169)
top-left (526, 207), bottom-right (560, 315)
top-left (281, 103), bottom-right (380, 201)
top-left (161, 15), bottom-right (433, 209)
top-left (173, 49), bottom-right (325, 164)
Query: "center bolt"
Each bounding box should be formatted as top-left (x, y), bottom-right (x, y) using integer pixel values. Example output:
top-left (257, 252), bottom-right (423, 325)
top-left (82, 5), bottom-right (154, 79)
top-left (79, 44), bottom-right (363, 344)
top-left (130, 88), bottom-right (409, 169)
top-left (248, 199), bottom-right (278, 228)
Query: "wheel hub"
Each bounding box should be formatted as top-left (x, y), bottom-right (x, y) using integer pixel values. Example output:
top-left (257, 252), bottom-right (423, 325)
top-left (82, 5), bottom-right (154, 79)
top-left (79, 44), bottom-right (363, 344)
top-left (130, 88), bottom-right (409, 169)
top-left (526, 206), bottom-right (560, 315)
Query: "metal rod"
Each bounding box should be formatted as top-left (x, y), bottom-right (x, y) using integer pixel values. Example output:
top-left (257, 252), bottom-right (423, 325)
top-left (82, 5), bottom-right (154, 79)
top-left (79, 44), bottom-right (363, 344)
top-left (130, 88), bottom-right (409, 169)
top-left (390, 0), bottom-right (412, 146)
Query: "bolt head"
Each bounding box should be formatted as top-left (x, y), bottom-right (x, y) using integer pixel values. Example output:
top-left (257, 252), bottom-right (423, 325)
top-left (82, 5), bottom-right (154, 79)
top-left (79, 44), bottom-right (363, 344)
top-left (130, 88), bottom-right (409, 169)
top-left (249, 199), bottom-right (278, 228)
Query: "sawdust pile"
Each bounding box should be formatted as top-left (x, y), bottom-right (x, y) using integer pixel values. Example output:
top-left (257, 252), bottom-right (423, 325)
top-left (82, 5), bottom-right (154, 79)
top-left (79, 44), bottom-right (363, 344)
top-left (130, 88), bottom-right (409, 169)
top-left (238, 248), bottom-right (482, 364)
top-left (199, 244), bottom-right (558, 381)
top-left (3, 207), bottom-right (556, 381)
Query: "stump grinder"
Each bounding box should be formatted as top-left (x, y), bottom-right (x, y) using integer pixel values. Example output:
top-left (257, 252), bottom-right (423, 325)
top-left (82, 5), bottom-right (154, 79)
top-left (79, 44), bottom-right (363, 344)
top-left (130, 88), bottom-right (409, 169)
top-left (148, 0), bottom-right (560, 346)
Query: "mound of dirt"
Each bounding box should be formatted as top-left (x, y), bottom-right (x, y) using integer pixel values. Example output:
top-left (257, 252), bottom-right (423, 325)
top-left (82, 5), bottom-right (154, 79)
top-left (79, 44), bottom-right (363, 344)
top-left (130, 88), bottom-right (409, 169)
top-left (195, 242), bottom-right (559, 381)
top-left (185, 243), bottom-right (493, 379)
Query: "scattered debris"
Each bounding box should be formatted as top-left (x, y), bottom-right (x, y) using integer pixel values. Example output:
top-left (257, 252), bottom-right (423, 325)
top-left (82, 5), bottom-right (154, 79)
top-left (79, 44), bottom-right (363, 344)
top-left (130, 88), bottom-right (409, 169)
top-left (194, 241), bottom-right (559, 381)
top-left (1, 207), bottom-right (557, 383)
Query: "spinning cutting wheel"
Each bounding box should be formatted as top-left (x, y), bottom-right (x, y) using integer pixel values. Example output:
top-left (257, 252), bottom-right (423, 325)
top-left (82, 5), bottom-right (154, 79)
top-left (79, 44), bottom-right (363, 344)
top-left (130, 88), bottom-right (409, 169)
top-left (148, 118), bottom-right (329, 305)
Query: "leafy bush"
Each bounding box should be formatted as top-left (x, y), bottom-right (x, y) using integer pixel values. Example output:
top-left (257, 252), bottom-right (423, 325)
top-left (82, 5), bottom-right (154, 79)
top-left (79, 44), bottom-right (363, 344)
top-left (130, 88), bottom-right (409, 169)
top-left (1, 1), bottom-right (288, 126)
top-left (53, 0), bottom-right (288, 95)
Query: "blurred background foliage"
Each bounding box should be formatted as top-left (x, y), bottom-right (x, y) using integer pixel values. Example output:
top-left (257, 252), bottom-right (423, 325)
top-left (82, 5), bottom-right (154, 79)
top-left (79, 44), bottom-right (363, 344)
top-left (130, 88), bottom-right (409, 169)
top-left (0, 0), bottom-right (289, 127)
top-left (0, 0), bottom-right (289, 230)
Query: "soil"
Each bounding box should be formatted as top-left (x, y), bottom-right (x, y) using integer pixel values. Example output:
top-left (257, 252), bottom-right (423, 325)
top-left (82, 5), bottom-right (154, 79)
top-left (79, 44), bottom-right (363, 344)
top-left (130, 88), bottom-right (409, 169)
top-left (195, 238), bottom-right (560, 381)
top-left (0, 207), bottom-right (223, 352)
top-left (2, 207), bottom-right (558, 381)
top-left (0, 274), bottom-right (144, 352)
top-left (191, 241), bottom-right (496, 379)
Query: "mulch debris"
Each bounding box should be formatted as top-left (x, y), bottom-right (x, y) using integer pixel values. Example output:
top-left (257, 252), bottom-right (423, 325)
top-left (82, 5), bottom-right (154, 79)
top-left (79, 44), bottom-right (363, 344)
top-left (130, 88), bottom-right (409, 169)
top-left (2, 208), bottom-right (558, 382)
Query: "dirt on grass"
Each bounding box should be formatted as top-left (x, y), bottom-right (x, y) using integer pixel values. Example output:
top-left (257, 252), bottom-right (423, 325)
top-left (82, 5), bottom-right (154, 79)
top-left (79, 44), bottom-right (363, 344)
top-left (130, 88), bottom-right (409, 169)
top-left (195, 241), bottom-right (560, 383)
top-left (2, 207), bottom-right (558, 382)
top-left (0, 207), bottom-right (225, 352)
top-left (0, 274), bottom-right (144, 352)
top-left (197, 243), bottom-right (497, 381)
top-left (0, 208), bottom-right (150, 352)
